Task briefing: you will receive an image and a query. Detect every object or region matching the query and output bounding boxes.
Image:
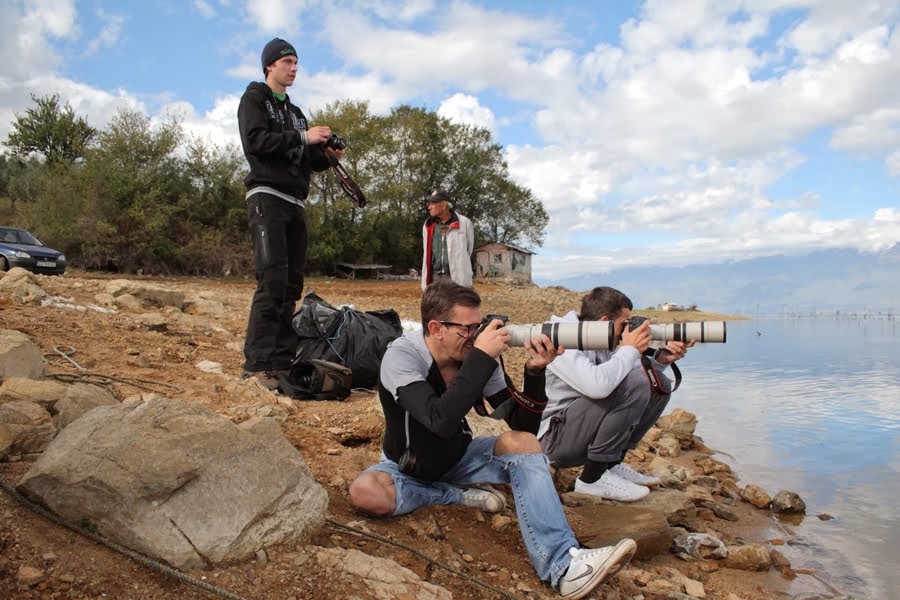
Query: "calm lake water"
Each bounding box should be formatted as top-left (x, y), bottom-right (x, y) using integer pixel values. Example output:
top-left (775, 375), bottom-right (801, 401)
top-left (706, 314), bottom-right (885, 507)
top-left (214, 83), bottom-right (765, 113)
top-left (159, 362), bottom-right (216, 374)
top-left (671, 316), bottom-right (899, 600)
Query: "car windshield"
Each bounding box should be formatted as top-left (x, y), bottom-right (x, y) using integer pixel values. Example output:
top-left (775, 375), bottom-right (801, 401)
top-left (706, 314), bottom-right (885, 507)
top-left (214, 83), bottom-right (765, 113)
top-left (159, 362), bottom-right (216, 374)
top-left (0, 227), bottom-right (42, 246)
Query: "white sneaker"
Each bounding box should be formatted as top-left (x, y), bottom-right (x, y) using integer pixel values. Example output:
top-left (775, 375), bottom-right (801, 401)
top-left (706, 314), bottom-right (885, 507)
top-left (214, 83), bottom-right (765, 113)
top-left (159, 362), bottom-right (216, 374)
top-left (610, 462), bottom-right (662, 487)
top-left (460, 485), bottom-right (507, 513)
top-left (574, 471), bottom-right (649, 502)
top-left (558, 540), bottom-right (637, 599)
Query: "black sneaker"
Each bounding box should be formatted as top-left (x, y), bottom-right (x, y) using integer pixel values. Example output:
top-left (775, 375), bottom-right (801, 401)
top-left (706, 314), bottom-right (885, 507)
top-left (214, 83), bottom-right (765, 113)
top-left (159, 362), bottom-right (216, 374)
top-left (240, 369), bottom-right (279, 391)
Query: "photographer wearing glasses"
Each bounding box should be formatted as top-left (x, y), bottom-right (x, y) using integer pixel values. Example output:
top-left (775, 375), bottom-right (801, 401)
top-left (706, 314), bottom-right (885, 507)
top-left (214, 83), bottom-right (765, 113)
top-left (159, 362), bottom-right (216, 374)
top-left (348, 280), bottom-right (636, 599)
top-left (538, 286), bottom-right (694, 502)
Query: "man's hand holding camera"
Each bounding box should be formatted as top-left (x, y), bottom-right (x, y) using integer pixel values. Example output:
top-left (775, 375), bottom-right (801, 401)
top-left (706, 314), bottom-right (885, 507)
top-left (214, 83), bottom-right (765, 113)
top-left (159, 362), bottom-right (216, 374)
top-left (306, 126), bottom-right (346, 160)
top-left (474, 317), bottom-right (563, 373)
top-left (473, 318), bottom-right (510, 358)
top-left (621, 319), bottom-right (652, 353)
top-left (655, 339), bottom-right (694, 365)
top-left (524, 334), bottom-right (563, 375)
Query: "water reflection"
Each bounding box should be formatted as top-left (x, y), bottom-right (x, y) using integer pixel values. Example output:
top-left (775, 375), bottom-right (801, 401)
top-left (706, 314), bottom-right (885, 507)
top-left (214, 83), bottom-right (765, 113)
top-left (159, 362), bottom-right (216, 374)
top-left (671, 318), bottom-right (899, 599)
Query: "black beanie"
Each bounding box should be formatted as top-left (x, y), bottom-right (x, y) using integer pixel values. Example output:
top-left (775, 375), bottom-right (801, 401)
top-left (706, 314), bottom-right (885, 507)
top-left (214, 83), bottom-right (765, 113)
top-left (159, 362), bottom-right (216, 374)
top-left (261, 38), bottom-right (297, 75)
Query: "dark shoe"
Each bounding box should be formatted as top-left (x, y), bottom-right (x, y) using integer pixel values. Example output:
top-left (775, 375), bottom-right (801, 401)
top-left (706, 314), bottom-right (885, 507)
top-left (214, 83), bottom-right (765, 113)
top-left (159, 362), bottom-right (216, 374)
top-left (240, 369), bottom-right (279, 391)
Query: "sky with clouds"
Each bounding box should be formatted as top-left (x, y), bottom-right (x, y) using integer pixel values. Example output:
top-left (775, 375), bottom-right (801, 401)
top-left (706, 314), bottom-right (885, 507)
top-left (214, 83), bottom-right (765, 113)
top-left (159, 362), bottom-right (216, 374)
top-left (1, 0), bottom-right (899, 283)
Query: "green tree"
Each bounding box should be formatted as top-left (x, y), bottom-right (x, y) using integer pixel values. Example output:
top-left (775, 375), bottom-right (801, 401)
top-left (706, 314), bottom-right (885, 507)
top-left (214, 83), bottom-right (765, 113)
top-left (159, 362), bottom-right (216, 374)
top-left (0, 154), bottom-right (49, 213)
top-left (5, 94), bottom-right (96, 164)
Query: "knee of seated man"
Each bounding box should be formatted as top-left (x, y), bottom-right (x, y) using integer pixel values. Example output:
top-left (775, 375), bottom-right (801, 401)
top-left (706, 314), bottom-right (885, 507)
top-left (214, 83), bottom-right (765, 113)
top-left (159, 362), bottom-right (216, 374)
top-left (495, 430), bottom-right (542, 455)
top-left (349, 472), bottom-right (395, 516)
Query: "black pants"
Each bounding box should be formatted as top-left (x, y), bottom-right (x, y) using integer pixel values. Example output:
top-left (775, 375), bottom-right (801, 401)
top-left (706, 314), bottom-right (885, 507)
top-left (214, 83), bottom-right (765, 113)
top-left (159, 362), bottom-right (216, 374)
top-left (243, 193), bottom-right (308, 372)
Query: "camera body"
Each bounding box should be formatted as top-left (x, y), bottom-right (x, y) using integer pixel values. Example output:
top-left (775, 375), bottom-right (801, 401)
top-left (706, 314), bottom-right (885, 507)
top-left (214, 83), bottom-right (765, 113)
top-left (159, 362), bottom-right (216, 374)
top-left (474, 314), bottom-right (509, 339)
top-left (628, 315), bottom-right (649, 330)
top-left (326, 133), bottom-right (347, 150)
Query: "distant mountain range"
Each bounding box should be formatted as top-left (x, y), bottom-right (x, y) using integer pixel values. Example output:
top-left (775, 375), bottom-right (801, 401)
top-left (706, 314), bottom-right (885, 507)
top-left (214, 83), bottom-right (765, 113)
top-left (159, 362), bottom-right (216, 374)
top-left (537, 244), bottom-right (900, 316)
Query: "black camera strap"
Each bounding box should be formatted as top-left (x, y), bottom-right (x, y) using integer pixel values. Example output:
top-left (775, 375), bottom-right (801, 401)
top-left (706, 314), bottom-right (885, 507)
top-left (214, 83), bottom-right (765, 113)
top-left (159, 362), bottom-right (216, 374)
top-left (475, 355), bottom-right (547, 418)
top-left (327, 155), bottom-right (367, 208)
top-left (640, 350), bottom-right (682, 394)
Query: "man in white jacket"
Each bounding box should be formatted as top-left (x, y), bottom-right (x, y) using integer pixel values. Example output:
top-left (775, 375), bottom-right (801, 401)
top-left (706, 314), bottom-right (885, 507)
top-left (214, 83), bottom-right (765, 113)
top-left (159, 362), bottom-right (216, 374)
top-left (537, 286), bottom-right (693, 502)
top-left (421, 190), bottom-right (474, 290)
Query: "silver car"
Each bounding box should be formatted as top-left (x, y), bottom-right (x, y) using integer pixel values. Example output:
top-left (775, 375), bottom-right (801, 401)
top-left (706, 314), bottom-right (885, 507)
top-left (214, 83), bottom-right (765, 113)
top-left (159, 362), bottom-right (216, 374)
top-left (0, 226), bottom-right (67, 275)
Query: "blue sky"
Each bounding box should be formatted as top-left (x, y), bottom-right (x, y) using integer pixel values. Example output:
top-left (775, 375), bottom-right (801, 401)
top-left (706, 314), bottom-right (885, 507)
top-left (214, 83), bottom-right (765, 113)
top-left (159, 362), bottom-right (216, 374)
top-left (1, 0), bottom-right (899, 283)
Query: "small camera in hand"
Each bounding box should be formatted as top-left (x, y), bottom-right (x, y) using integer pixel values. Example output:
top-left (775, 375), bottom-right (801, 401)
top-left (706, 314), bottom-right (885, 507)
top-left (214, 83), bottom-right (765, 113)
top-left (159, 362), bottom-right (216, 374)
top-left (326, 133), bottom-right (347, 150)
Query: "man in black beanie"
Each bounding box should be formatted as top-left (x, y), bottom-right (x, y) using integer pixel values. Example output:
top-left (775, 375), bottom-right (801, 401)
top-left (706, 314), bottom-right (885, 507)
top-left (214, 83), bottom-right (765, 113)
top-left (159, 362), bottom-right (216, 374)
top-left (237, 37), bottom-right (345, 389)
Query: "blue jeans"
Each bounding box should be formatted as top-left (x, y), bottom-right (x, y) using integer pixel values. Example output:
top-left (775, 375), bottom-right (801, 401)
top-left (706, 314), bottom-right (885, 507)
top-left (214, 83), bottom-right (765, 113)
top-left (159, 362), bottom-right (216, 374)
top-left (367, 436), bottom-right (577, 587)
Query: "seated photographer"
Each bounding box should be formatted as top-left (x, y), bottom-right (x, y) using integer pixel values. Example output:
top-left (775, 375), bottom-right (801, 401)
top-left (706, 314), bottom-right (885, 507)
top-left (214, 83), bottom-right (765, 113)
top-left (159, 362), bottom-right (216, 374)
top-left (538, 286), bottom-right (693, 502)
top-left (349, 280), bottom-right (637, 599)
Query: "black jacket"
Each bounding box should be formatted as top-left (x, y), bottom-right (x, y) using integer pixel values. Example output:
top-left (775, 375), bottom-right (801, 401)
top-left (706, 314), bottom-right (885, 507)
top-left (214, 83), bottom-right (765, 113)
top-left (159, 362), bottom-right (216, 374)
top-left (237, 82), bottom-right (331, 199)
top-left (379, 332), bottom-right (548, 482)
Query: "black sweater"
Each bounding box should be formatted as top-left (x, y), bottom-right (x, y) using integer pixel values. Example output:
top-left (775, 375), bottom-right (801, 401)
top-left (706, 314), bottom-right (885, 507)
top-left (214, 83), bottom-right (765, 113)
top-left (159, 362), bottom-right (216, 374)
top-left (379, 331), bottom-right (548, 481)
top-left (237, 82), bottom-right (331, 199)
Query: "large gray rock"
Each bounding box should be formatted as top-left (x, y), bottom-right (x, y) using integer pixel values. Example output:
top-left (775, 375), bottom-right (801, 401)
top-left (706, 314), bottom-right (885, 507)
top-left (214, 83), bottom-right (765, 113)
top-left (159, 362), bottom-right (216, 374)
top-left (18, 397), bottom-right (328, 569)
top-left (0, 400), bottom-right (56, 459)
top-left (0, 330), bottom-right (44, 380)
top-left (54, 383), bottom-right (119, 429)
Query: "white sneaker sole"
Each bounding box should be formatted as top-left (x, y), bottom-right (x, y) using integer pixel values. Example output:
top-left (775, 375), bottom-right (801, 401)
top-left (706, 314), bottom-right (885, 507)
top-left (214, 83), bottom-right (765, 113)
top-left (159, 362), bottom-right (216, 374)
top-left (560, 539), bottom-right (638, 599)
top-left (574, 480), bottom-right (650, 502)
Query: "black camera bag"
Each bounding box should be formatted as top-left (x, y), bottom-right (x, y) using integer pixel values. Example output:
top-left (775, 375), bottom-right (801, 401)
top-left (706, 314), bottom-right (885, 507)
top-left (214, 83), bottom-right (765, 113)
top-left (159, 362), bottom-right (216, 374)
top-left (278, 359), bottom-right (352, 401)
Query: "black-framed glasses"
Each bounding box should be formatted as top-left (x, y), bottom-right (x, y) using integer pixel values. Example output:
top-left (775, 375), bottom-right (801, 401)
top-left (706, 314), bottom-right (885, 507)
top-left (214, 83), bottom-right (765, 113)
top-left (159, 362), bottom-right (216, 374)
top-left (439, 320), bottom-right (483, 339)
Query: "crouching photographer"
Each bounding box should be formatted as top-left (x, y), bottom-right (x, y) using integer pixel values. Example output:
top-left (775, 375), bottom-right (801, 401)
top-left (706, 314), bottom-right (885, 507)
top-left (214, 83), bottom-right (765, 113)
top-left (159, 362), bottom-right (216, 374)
top-left (348, 280), bottom-right (636, 599)
top-left (537, 286), bottom-right (696, 503)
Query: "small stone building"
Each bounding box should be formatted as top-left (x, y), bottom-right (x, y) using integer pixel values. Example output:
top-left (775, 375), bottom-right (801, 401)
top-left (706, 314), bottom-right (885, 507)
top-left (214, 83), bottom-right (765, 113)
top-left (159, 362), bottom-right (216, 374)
top-left (474, 242), bottom-right (533, 283)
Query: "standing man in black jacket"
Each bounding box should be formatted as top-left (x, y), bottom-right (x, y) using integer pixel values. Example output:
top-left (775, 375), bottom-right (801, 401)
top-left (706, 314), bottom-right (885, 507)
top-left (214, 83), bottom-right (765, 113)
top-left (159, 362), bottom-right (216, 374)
top-left (237, 38), bottom-right (344, 389)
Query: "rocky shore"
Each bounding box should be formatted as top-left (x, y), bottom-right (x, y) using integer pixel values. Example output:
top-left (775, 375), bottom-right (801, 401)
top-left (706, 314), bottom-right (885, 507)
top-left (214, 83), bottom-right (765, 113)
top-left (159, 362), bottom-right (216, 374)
top-left (0, 268), bottom-right (845, 599)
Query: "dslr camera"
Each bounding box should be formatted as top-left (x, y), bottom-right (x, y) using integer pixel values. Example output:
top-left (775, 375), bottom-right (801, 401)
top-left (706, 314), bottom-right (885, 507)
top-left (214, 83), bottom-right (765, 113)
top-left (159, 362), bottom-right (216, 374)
top-left (628, 315), bottom-right (649, 330)
top-left (326, 133), bottom-right (347, 150)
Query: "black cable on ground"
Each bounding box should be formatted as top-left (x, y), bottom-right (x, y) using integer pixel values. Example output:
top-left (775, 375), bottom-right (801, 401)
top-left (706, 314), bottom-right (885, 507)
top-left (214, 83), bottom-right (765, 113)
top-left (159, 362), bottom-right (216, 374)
top-left (325, 517), bottom-right (520, 600)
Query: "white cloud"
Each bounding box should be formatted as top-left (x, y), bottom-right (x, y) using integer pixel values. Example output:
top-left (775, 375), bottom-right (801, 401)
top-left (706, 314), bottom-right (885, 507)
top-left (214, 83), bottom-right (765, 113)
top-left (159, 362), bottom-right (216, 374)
top-left (887, 150), bottom-right (900, 177)
top-left (350, 0), bottom-right (434, 22)
top-left (243, 0), bottom-right (313, 33)
top-left (155, 95), bottom-right (242, 151)
top-left (22, 0), bottom-right (78, 40)
top-left (85, 9), bottom-right (124, 56)
top-left (437, 93), bottom-right (495, 133)
top-left (830, 107), bottom-right (900, 156)
top-left (194, 0), bottom-right (216, 18)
